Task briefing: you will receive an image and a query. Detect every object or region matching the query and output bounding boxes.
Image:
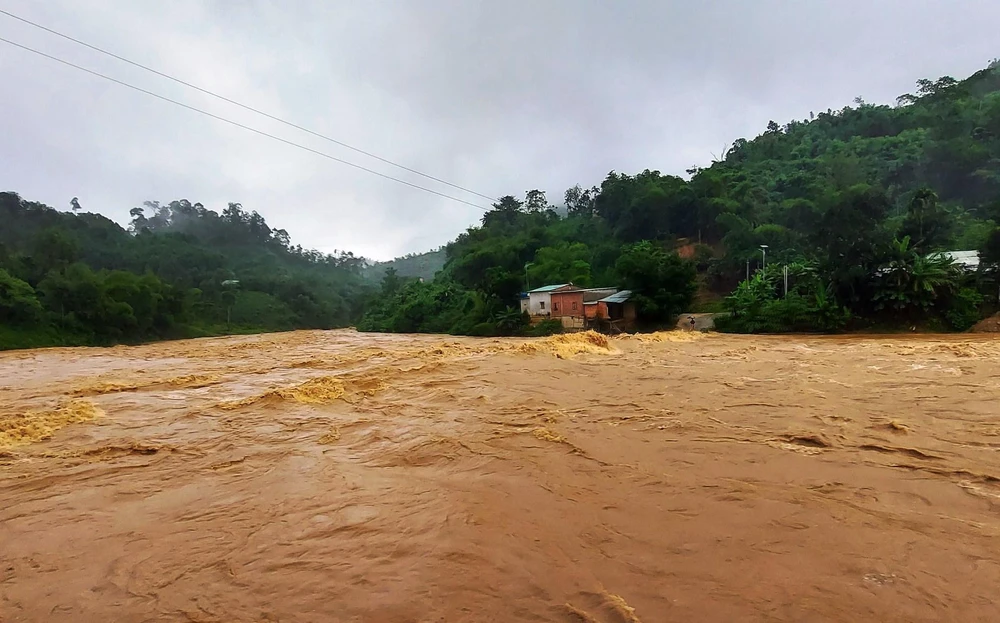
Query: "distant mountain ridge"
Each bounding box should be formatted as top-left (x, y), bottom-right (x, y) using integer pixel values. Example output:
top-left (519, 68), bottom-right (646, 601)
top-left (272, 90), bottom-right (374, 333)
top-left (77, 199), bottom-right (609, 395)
top-left (363, 248), bottom-right (447, 282)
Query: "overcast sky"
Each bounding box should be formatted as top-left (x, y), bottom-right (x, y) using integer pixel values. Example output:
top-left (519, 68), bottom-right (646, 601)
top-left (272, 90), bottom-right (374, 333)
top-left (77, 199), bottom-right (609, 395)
top-left (1, 1), bottom-right (998, 260)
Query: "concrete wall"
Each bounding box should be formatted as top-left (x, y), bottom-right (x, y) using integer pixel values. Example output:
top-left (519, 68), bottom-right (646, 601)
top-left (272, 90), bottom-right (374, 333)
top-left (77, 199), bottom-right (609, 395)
top-left (527, 292), bottom-right (551, 315)
top-left (560, 316), bottom-right (586, 329)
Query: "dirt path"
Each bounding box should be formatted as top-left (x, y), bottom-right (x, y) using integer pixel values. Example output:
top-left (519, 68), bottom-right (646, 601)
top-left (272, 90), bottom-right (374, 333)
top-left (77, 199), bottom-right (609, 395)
top-left (2, 330), bottom-right (999, 622)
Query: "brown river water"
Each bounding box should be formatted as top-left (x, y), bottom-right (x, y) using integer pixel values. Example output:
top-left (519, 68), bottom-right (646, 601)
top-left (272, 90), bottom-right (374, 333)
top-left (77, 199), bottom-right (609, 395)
top-left (2, 329), bottom-right (1000, 622)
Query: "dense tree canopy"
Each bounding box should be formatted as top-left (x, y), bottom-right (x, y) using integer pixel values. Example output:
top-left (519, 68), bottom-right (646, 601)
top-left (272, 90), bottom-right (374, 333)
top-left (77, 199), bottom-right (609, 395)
top-left (361, 60), bottom-right (1000, 335)
top-left (0, 193), bottom-right (370, 349)
top-left (5, 61), bottom-right (1000, 347)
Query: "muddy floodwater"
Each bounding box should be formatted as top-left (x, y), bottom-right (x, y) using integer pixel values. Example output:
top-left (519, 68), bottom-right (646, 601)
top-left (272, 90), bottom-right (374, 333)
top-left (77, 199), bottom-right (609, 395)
top-left (2, 330), bottom-right (1000, 622)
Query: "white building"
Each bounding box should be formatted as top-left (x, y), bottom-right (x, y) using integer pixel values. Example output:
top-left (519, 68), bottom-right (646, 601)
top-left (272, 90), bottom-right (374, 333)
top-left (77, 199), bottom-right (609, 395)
top-left (935, 250), bottom-right (980, 271)
top-left (525, 283), bottom-right (574, 316)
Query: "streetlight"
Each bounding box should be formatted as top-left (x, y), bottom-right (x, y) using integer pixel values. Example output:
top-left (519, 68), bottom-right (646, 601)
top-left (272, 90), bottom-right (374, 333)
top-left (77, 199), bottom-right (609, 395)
top-left (524, 262), bottom-right (533, 291)
top-left (759, 245), bottom-right (768, 272)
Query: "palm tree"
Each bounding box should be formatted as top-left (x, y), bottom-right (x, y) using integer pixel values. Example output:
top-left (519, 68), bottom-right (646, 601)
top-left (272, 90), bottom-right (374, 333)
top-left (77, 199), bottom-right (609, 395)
top-left (494, 306), bottom-right (526, 335)
top-left (909, 252), bottom-right (957, 308)
top-left (873, 236), bottom-right (957, 313)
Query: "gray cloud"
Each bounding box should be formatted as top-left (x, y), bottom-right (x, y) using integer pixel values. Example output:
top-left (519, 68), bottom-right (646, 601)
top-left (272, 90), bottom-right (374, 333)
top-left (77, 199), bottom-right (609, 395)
top-left (2, 0), bottom-right (998, 259)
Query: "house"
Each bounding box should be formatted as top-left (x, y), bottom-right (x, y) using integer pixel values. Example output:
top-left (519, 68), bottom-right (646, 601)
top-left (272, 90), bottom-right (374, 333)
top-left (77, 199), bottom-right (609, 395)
top-left (525, 284), bottom-right (632, 331)
top-left (583, 288), bottom-right (618, 323)
top-left (582, 287), bottom-right (617, 303)
top-left (549, 288), bottom-right (587, 329)
top-left (876, 250), bottom-right (981, 277)
top-left (585, 290), bottom-right (636, 332)
top-left (526, 284), bottom-right (575, 316)
top-left (601, 290), bottom-right (636, 325)
top-left (934, 250), bottom-right (980, 271)
top-left (550, 288), bottom-right (583, 317)
top-left (546, 287), bottom-right (618, 316)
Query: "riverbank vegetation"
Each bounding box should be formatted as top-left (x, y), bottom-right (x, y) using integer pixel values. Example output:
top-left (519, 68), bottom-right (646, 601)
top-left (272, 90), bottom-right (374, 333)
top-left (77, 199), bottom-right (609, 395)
top-left (4, 62), bottom-right (1000, 348)
top-left (360, 61), bottom-right (1000, 335)
top-left (0, 194), bottom-right (369, 350)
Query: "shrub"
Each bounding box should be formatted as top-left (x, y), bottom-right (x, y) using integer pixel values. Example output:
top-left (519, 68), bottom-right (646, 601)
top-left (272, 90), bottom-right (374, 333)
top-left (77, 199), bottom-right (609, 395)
top-left (717, 272), bottom-right (850, 333)
top-left (0, 268), bottom-right (43, 325)
top-left (692, 244), bottom-right (715, 271)
top-left (525, 319), bottom-right (563, 336)
top-left (468, 322), bottom-right (500, 337)
top-left (942, 287), bottom-right (984, 331)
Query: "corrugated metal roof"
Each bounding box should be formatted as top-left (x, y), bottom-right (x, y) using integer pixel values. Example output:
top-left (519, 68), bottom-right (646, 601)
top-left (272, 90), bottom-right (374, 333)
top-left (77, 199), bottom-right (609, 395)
top-left (582, 287), bottom-right (618, 302)
top-left (599, 290), bottom-right (632, 304)
top-left (528, 283), bottom-right (570, 293)
top-left (931, 250), bottom-right (980, 269)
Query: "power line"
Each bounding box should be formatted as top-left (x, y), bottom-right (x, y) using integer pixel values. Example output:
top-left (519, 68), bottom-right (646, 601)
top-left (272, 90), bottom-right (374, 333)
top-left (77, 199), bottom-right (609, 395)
top-left (0, 36), bottom-right (492, 212)
top-left (0, 8), bottom-right (498, 203)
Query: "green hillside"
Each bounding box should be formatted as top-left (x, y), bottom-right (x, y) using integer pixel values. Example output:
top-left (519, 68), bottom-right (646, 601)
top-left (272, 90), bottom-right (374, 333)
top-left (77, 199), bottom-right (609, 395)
top-left (0, 195), bottom-right (370, 349)
top-left (363, 249), bottom-right (447, 283)
top-left (361, 61), bottom-right (1000, 335)
top-left (6, 61), bottom-right (1000, 347)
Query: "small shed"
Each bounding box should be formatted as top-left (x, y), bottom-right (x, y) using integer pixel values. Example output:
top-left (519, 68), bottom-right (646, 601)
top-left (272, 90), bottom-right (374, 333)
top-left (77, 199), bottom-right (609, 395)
top-left (596, 290), bottom-right (636, 331)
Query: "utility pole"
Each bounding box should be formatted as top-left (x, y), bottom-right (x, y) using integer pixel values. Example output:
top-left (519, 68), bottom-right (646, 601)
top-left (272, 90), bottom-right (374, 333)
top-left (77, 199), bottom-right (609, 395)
top-left (760, 244), bottom-right (768, 273)
top-left (221, 278), bottom-right (239, 331)
top-left (783, 265), bottom-right (789, 296)
top-left (746, 259), bottom-right (750, 282)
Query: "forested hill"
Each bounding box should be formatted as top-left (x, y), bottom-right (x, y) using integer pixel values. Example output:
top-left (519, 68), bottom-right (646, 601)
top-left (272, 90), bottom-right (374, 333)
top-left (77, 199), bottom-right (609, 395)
top-left (360, 61), bottom-right (1000, 336)
top-left (362, 249), bottom-right (446, 283)
top-left (5, 61), bottom-right (1000, 348)
top-left (0, 194), bottom-right (370, 349)
top-left (694, 61), bottom-right (1000, 266)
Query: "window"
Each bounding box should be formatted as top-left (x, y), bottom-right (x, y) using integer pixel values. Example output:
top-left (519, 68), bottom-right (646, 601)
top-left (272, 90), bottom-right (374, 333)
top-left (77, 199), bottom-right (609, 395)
top-left (572, 301), bottom-right (578, 311)
top-left (553, 302), bottom-right (560, 311)
top-left (539, 301), bottom-right (546, 310)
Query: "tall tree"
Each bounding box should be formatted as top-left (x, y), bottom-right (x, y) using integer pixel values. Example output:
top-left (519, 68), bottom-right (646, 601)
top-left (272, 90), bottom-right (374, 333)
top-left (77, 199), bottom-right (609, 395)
top-left (899, 188), bottom-right (952, 251)
top-left (524, 189), bottom-right (549, 213)
top-left (615, 241), bottom-right (696, 325)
